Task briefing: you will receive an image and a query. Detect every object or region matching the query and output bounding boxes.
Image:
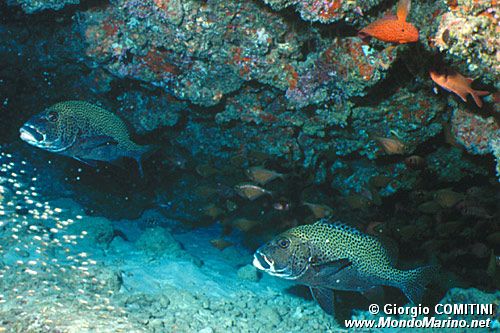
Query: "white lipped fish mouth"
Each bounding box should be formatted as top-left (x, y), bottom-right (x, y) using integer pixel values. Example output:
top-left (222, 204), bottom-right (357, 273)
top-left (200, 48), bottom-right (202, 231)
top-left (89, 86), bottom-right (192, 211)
top-left (19, 125), bottom-right (44, 145)
top-left (252, 252), bottom-right (274, 272)
top-left (19, 125), bottom-right (71, 153)
top-left (253, 251), bottom-right (296, 279)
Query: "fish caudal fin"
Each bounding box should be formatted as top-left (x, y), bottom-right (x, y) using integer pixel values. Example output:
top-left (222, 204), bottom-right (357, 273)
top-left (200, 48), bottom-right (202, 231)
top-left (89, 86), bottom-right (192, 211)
top-left (471, 90), bottom-right (490, 108)
top-left (400, 265), bottom-right (438, 304)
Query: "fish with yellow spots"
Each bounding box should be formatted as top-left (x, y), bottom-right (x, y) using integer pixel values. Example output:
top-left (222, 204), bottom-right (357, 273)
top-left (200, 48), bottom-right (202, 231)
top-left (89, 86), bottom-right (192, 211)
top-left (19, 101), bottom-right (156, 176)
top-left (253, 220), bottom-right (436, 316)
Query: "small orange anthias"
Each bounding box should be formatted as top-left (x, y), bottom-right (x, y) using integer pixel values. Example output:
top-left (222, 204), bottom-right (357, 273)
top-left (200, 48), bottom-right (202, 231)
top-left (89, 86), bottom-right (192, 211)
top-left (429, 68), bottom-right (489, 107)
top-left (358, 0), bottom-right (419, 44)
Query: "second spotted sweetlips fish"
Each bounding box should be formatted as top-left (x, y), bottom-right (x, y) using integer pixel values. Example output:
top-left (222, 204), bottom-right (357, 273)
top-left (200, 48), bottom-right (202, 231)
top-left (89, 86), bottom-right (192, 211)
top-left (19, 101), bottom-right (155, 176)
top-left (253, 220), bottom-right (435, 316)
top-left (358, 0), bottom-right (419, 44)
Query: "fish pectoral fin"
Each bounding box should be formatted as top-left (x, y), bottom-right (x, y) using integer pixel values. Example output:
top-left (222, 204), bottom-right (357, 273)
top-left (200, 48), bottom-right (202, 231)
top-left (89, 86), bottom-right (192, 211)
top-left (310, 287), bottom-right (335, 316)
top-left (361, 286), bottom-right (385, 304)
top-left (77, 135), bottom-right (119, 153)
top-left (311, 258), bottom-right (352, 276)
top-left (456, 91), bottom-right (469, 103)
top-left (73, 157), bottom-right (99, 168)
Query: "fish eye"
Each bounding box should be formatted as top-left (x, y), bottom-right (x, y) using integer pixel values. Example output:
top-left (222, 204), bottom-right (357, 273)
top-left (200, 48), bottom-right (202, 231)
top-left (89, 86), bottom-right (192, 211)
top-left (47, 111), bottom-right (59, 122)
top-left (278, 238), bottom-right (290, 249)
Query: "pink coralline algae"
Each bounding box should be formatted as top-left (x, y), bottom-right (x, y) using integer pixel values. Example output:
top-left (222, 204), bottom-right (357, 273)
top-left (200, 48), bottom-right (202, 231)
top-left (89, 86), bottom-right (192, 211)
top-left (451, 106), bottom-right (500, 155)
top-left (80, 0), bottom-right (311, 107)
top-left (261, 0), bottom-right (382, 24)
top-left (286, 38), bottom-right (395, 108)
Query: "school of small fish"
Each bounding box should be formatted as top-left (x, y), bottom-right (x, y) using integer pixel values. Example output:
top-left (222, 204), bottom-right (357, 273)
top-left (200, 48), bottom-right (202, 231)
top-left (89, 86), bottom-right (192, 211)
top-left (0, 151), bottom-right (115, 318)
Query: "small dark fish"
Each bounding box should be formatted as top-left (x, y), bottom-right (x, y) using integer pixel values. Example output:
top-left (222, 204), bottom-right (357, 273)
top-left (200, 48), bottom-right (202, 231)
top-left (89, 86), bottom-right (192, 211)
top-left (405, 155), bottom-right (426, 170)
top-left (19, 101), bottom-right (155, 176)
top-left (195, 164), bottom-right (219, 178)
top-left (303, 202), bottom-right (333, 218)
top-left (417, 201), bottom-right (441, 214)
top-left (253, 220), bottom-right (436, 316)
top-left (245, 166), bottom-right (285, 185)
top-left (234, 184), bottom-right (272, 201)
top-left (375, 136), bottom-right (407, 155)
top-left (345, 194), bottom-right (373, 210)
top-left (369, 175), bottom-right (391, 188)
top-left (455, 200), bottom-right (494, 219)
top-left (210, 238), bottom-right (233, 251)
top-left (459, 204), bottom-right (494, 219)
top-left (273, 198), bottom-right (291, 211)
top-left (232, 218), bottom-right (260, 232)
top-left (433, 188), bottom-right (464, 208)
top-left (201, 203), bottom-right (225, 219)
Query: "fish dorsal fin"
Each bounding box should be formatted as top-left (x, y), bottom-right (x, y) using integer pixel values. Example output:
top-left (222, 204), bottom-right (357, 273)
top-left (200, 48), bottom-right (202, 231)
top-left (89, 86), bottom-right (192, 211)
top-left (310, 287), bottom-right (335, 316)
top-left (396, 0), bottom-right (411, 21)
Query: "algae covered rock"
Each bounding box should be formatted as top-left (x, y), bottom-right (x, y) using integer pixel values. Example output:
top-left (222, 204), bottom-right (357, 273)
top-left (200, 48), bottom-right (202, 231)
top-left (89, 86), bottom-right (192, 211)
top-left (433, 3), bottom-right (499, 87)
top-left (261, 0), bottom-right (382, 24)
top-left (237, 264), bottom-right (261, 282)
top-left (7, 0), bottom-right (79, 13)
top-left (116, 90), bottom-right (188, 134)
top-left (427, 147), bottom-right (489, 182)
top-left (135, 227), bottom-right (202, 266)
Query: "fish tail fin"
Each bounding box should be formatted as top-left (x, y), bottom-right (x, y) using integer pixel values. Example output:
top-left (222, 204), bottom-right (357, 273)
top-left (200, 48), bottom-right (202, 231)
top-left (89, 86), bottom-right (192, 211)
top-left (471, 90), bottom-right (490, 108)
top-left (133, 144), bottom-right (160, 177)
top-left (357, 30), bottom-right (371, 43)
top-left (400, 265), bottom-right (438, 304)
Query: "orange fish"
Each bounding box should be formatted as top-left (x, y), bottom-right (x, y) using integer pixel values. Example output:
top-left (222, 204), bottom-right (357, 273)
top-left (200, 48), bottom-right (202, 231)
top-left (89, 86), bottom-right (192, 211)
top-left (430, 69), bottom-right (489, 108)
top-left (358, 0), bottom-right (419, 44)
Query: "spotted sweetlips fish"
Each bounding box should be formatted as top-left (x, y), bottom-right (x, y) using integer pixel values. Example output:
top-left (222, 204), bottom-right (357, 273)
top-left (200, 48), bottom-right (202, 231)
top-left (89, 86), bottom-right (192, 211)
top-left (358, 0), bottom-right (419, 44)
top-left (253, 220), bottom-right (435, 316)
top-left (20, 101), bottom-right (154, 175)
